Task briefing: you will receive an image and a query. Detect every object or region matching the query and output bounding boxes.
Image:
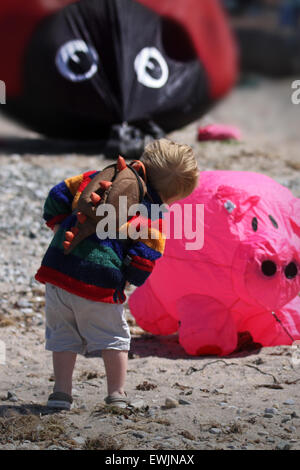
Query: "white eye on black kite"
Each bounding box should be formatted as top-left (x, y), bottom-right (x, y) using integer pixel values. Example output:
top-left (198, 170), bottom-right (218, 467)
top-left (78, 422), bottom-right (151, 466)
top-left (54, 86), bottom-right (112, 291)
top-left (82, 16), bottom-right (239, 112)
top-left (56, 39), bottom-right (99, 82)
top-left (134, 47), bottom-right (169, 89)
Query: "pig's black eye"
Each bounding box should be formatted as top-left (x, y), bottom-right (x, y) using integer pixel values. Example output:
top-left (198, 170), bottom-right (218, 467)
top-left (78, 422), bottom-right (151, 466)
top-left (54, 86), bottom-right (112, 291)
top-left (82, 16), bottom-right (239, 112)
top-left (56, 39), bottom-right (99, 82)
top-left (252, 217), bottom-right (258, 232)
top-left (269, 215), bottom-right (278, 229)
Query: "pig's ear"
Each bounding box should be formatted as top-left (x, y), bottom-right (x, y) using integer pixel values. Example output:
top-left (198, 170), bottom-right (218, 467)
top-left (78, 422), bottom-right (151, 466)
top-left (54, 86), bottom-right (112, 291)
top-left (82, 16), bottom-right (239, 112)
top-left (215, 185), bottom-right (260, 222)
top-left (290, 198), bottom-right (300, 237)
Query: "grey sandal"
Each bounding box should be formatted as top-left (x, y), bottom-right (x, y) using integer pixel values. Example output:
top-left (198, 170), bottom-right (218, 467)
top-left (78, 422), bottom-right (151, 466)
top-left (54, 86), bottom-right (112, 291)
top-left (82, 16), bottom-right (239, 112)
top-left (47, 391), bottom-right (73, 410)
top-left (104, 393), bottom-right (128, 409)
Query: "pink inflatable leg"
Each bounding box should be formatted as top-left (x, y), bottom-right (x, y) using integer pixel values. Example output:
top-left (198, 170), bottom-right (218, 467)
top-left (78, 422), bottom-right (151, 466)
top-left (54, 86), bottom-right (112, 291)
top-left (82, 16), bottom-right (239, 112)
top-left (128, 282), bottom-right (179, 335)
top-left (239, 296), bottom-right (300, 347)
top-left (177, 295), bottom-right (238, 356)
top-left (282, 296), bottom-right (300, 341)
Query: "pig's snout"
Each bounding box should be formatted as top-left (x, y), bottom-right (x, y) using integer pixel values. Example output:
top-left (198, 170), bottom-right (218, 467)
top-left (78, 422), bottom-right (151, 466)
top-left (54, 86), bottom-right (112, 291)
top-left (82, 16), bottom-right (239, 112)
top-left (233, 237), bottom-right (300, 310)
top-left (261, 260), bottom-right (298, 279)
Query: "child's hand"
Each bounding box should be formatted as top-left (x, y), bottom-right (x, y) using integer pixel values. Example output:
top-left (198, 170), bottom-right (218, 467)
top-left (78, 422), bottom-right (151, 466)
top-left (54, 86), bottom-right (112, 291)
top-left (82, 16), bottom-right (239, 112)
top-left (125, 281), bottom-right (130, 289)
top-left (53, 224), bottom-right (60, 234)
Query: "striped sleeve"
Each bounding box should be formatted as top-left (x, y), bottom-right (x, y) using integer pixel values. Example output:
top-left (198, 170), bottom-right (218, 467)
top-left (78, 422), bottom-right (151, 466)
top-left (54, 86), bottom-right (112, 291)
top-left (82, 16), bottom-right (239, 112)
top-left (43, 173), bottom-right (84, 229)
top-left (123, 216), bottom-right (166, 286)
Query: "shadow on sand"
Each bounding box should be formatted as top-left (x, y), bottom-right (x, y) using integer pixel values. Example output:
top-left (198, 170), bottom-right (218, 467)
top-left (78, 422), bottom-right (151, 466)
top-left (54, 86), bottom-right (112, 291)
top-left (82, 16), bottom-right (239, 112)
top-left (0, 403), bottom-right (61, 418)
top-left (0, 136), bottom-right (119, 157)
top-left (0, 133), bottom-right (148, 159)
top-left (130, 331), bottom-right (262, 361)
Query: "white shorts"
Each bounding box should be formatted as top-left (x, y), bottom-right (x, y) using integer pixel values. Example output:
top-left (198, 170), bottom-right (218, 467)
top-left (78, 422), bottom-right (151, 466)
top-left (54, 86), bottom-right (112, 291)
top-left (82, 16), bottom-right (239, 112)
top-left (45, 283), bottom-right (131, 356)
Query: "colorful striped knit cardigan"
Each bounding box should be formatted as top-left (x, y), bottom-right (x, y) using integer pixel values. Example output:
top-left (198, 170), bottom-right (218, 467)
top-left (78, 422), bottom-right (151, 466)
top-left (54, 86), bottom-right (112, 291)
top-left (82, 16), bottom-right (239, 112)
top-left (35, 170), bottom-right (166, 303)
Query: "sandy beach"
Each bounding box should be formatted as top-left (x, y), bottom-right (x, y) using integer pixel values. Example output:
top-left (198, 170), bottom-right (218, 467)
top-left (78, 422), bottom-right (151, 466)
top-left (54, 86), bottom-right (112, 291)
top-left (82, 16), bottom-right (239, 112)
top-left (0, 76), bottom-right (299, 450)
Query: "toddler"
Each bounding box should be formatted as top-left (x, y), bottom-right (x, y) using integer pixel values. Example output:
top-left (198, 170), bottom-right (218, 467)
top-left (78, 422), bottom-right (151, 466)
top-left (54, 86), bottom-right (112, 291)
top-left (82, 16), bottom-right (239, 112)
top-left (35, 138), bottom-right (199, 409)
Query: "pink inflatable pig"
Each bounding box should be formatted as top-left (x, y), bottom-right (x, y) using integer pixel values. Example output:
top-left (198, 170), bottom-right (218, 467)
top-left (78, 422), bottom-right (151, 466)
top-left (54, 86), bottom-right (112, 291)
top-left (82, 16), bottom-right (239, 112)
top-left (129, 171), bottom-right (300, 356)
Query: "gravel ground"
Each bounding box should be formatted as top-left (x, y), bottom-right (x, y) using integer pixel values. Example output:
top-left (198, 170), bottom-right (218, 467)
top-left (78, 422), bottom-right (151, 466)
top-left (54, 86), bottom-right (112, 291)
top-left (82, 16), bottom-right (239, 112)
top-left (0, 76), bottom-right (300, 451)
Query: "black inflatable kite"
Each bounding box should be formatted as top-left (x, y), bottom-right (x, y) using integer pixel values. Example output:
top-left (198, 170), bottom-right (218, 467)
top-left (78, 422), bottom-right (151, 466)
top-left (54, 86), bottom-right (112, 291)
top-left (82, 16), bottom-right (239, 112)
top-left (0, 0), bottom-right (237, 154)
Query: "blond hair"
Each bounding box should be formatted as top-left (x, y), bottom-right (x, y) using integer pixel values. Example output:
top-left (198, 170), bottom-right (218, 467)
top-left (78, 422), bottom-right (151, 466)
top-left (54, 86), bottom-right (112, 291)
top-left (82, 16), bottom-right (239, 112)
top-left (140, 138), bottom-right (199, 201)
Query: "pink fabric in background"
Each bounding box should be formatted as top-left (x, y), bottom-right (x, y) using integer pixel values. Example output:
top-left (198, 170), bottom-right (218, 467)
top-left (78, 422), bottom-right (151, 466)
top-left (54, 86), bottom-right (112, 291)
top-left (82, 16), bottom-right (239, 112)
top-left (198, 124), bottom-right (241, 141)
top-left (129, 171), bottom-right (300, 356)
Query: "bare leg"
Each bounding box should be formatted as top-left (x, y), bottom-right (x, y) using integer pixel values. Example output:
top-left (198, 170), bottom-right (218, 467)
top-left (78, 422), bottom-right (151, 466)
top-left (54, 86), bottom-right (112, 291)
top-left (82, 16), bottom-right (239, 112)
top-left (102, 349), bottom-right (128, 396)
top-left (52, 351), bottom-right (77, 396)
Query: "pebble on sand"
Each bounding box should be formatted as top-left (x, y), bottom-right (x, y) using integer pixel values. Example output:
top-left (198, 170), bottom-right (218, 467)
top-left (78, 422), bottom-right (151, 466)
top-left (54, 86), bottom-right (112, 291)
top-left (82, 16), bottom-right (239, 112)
top-left (164, 398), bottom-right (179, 409)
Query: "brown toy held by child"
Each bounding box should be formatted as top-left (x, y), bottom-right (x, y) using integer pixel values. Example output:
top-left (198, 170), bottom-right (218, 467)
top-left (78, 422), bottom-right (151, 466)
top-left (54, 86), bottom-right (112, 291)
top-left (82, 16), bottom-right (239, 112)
top-left (63, 156), bottom-right (148, 254)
